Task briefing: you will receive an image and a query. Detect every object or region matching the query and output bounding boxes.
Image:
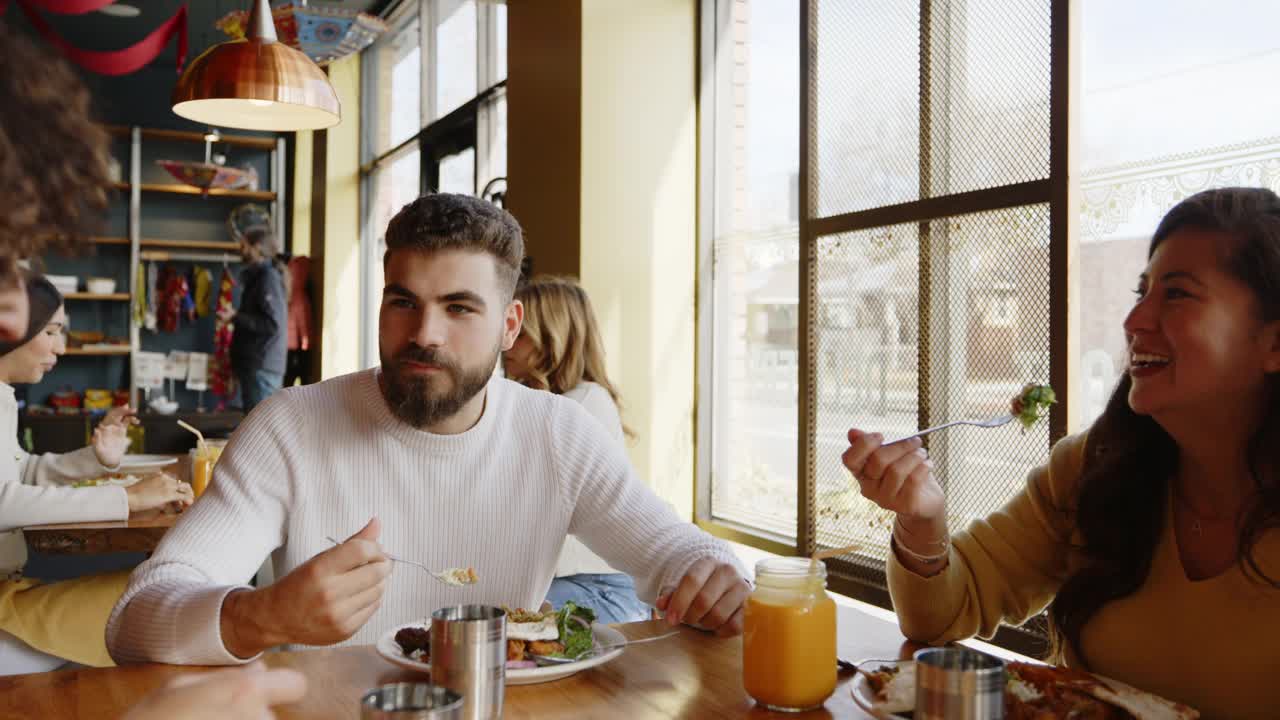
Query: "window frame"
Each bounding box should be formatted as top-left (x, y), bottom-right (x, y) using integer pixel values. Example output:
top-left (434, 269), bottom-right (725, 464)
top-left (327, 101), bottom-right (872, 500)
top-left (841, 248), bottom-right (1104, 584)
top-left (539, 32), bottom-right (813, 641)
top-left (694, 0), bottom-right (1076, 619)
top-left (359, 0), bottom-right (509, 368)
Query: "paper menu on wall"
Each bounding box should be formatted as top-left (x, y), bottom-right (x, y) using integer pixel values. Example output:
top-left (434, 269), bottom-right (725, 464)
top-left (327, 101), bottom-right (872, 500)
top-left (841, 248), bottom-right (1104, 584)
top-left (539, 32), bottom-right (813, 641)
top-left (165, 351), bottom-right (190, 380)
top-left (133, 351), bottom-right (166, 390)
top-left (186, 352), bottom-right (210, 391)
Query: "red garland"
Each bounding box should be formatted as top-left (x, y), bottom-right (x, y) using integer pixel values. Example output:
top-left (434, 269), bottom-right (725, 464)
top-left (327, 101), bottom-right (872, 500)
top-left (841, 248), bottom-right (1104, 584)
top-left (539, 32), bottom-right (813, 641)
top-left (0, 0), bottom-right (188, 76)
top-left (12, 0), bottom-right (114, 14)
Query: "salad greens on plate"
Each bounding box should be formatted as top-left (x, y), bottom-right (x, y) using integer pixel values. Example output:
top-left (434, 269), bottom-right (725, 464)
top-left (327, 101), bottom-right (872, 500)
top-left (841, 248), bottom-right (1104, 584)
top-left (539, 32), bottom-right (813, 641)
top-left (552, 601), bottom-right (597, 659)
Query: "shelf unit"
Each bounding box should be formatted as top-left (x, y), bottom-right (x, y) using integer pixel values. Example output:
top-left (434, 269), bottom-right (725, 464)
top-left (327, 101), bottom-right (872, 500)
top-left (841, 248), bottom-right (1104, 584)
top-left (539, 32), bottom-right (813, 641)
top-left (64, 126), bottom-right (287, 408)
top-left (65, 293), bottom-right (130, 301)
top-left (109, 181), bottom-right (277, 202)
top-left (64, 347), bottom-right (132, 356)
top-left (93, 237), bottom-right (242, 252)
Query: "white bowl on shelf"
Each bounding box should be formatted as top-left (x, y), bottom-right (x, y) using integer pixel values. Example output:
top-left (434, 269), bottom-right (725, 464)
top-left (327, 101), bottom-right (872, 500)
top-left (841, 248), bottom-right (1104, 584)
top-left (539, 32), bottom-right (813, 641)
top-left (46, 275), bottom-right (78, 295)
top-left (86, 277), bottom-right (116, 295)
top-left (150, 398), bottom-right (179, 415)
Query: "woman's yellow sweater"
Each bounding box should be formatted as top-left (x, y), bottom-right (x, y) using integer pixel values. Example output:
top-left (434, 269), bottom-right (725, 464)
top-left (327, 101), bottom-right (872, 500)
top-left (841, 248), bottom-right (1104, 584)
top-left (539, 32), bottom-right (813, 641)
top-left (887, 432), bottom-right (1280, 719)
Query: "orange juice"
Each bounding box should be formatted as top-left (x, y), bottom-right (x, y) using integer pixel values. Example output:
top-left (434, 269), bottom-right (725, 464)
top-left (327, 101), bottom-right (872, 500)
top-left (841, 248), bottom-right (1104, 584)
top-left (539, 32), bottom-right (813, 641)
top-left (188, 442), bottom-right (224, 498)
top-left (743, 558), bottom-right (837, 711)
top-left (190, 454), bottom-right (213, 497)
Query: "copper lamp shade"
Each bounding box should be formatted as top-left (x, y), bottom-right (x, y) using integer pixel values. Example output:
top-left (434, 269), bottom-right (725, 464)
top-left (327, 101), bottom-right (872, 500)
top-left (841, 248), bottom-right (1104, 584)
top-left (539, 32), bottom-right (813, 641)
top-left (172, 0), bottom-right (340, 131)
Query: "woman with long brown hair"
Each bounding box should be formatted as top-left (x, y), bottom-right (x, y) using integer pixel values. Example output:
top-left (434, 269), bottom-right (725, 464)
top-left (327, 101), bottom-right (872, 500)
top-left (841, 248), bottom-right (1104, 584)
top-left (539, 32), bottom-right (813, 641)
top-left (842, 187), bottom-right (1280, 718)
top-left (504, 276), bottom-right (650, 623)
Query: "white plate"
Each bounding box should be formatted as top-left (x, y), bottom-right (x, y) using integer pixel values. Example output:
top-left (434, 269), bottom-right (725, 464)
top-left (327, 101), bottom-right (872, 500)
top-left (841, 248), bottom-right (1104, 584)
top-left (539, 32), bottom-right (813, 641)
top-left (850, 660), bottom-right (913, 720)
top-left (117, 455), bottom-right (179, 472)
top-left (376, 622), bottom-right (627, 686)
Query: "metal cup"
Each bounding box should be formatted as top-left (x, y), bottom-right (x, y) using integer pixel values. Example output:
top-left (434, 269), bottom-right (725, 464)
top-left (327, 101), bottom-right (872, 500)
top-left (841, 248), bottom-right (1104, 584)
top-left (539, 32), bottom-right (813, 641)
top-left (360, 683), bottom-right (464, 719)
top-left (913, 647), bottom-right (1005, 720)
top-left (430, 605), bottom-right (506, 720)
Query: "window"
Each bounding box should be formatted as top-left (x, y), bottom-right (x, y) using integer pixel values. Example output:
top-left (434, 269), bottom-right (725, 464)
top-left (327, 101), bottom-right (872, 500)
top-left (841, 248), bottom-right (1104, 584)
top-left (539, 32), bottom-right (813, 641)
top-left (370, 17), bottom-right (422, 155)
top-left (434, 0), bottom-right (478, 119)
top-left (1073, 0), bottom-right (1280, 427)
top-left (700, 0), bottom-right (1061, 599)
top-left (703, 0), bottom-right (1280, 608)
top-left (703, 0), bottom-right (802, 541)
top-left (360, 0), bottom-right (508, 367)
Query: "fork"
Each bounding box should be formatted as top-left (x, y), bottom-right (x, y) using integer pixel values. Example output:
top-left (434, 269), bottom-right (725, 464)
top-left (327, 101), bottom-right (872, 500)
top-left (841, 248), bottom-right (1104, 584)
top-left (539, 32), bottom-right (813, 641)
top-left (529, 630), bottom-right (681, 664)
top-left (324, 536), bottom-right (473, 587)
top-left (887, 414), bottom-right (1015, 445)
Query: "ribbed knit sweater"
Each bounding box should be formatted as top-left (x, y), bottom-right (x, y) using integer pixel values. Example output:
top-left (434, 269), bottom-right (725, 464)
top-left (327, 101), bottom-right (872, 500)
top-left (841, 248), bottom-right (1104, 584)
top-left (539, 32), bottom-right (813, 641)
top-left (0, 383), bottom-right (127, 575)
top-left (106, 369), bottom-right (741, 665)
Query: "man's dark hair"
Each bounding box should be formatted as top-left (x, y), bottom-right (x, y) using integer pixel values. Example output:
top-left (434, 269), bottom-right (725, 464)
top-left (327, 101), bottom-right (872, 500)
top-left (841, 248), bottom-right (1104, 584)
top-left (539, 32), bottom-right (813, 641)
top-left (383, 193), bottom-right (525, 301)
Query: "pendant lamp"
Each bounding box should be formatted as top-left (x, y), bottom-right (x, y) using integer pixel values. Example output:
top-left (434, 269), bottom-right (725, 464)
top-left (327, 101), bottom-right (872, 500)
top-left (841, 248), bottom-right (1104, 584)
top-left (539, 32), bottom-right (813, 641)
top-left (172, 0), bottom-right (340, 131)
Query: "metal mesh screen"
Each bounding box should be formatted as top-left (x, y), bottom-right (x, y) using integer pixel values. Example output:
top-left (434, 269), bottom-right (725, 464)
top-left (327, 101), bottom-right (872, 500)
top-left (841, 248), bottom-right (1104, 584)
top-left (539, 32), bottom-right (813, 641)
top-left (814, 0), bottom-right (920, 217)
top-left (812, 204), bottom-right (1051, 586)
top-left (813, 0), bottom-right (1051, 219)
top-left (921, 0), bottom-right (1051, 197)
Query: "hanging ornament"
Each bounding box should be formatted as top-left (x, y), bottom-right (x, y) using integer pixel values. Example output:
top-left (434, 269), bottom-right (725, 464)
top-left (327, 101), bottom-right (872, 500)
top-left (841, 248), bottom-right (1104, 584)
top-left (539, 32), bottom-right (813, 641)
top-left (0, 0), bottom-right (188, 76)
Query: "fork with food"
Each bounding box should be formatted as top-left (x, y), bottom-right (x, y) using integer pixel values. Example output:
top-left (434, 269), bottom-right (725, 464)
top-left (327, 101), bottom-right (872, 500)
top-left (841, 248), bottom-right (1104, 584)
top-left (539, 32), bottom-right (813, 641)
top-left (324, 536), bottom-right (477, 587)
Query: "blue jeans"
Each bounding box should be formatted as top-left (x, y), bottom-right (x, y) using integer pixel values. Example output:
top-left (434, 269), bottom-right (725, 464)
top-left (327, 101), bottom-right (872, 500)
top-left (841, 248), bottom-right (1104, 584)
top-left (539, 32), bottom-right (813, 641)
top-left (545, 573), bottom-right (652, 624)
top-left (238, 367), bottom-right (284, 415)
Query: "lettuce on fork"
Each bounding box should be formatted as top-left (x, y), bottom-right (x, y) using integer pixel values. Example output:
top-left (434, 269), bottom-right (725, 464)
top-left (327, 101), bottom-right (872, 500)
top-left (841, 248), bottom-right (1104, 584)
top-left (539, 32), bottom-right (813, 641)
top-left (1015, 383), bottom-right (1056, 431)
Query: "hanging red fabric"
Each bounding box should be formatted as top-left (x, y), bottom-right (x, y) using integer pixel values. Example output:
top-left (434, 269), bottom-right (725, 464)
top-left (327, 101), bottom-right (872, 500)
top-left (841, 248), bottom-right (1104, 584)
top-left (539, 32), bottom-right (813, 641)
top-left (0, 0), bottom-right (188, 76)
top-left (10, 0), bottom-right (114, 14)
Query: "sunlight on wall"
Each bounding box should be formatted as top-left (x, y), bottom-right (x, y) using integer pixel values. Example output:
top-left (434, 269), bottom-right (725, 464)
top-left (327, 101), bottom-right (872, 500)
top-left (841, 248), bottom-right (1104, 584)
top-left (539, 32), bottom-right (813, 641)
top-left (322, 54), bottom-right (363, 379)
top-left (580, 0), bottom-right (698, 519)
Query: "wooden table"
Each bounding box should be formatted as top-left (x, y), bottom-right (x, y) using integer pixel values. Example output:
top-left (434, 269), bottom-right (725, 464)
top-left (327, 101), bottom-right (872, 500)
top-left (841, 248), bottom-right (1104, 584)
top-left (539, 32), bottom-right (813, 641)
top-left (0, 597), bottom-right (1024, 719)
top-left (22, 512), bottom-right (180, 555)
top-left (21, 455), bottom-right (187, 556)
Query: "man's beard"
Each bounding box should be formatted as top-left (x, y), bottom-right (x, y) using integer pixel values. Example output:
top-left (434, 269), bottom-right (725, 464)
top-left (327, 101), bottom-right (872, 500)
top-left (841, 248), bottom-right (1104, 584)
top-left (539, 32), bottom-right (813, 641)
top-left (380, 343), bottom-right (498, 429)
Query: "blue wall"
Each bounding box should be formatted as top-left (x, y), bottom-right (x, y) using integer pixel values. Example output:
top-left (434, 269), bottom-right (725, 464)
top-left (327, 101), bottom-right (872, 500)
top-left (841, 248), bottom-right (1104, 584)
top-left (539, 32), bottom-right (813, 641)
top-left (8, 7), bottom-right (283, 411)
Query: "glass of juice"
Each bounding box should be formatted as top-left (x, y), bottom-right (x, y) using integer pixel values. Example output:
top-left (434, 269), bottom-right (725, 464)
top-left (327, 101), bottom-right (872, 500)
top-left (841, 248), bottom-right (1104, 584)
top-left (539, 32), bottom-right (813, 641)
top-left (188, 440), bottom-right (225, 498)
top-left (743, 557), bottom-right (837, 712)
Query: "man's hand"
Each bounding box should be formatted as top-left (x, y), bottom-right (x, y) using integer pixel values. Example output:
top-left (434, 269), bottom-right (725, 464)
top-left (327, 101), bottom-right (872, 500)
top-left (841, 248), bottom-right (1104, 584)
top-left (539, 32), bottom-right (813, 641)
top-left (654, 558), bottom-right (750, 637)
top-left (121, 662), bottom-right (307, 720)
top-left (221, 518), bottom-right (391, 658)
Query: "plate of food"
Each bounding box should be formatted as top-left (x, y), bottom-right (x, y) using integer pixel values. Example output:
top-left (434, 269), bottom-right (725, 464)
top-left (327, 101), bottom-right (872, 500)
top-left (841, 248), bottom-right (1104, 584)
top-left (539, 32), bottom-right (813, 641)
top-left (73, 473), bottom-right (146, 488)
top-left (117, 455), bottom-right (179, 472)
top-left (851, 659), bottom-right (1199, 719)
top-left (376, 602), bottom-right (627, 686)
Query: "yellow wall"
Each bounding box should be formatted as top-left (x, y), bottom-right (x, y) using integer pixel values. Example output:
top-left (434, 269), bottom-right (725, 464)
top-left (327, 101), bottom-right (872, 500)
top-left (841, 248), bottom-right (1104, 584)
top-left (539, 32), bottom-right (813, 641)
top-left (579, 0), bottom-right (699, 519)
top-left (291, 130), bottom-right (313, 257)
top-left (320, 54), bottom-right (363, 380)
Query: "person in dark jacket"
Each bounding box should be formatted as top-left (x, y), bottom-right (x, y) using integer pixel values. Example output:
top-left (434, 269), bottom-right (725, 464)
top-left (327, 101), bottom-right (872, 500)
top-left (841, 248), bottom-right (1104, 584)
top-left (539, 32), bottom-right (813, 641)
top-left (221, 228), bottom-right (288, 415)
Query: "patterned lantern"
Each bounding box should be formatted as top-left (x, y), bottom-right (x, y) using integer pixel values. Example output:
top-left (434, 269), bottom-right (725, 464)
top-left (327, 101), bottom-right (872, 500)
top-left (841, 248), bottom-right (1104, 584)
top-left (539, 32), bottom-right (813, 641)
top-left (216, 1), bottom-right (387, 66)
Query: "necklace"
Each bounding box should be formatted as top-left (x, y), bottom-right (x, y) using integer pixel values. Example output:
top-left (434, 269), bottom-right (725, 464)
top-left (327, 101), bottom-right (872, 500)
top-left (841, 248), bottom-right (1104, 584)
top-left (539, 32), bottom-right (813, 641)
top-left (1173, 483), bottom-right (1234, 537)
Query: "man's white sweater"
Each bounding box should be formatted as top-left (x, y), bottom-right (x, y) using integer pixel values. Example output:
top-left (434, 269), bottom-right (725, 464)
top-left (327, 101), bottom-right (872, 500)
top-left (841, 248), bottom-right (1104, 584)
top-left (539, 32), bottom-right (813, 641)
top-left (106, 369), bottom-right (742, 665)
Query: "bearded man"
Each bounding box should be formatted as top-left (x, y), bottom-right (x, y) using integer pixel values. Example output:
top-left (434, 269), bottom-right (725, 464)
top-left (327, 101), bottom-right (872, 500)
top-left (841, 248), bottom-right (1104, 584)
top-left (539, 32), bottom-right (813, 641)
top-left (106, 194), bottom-right (749, 665)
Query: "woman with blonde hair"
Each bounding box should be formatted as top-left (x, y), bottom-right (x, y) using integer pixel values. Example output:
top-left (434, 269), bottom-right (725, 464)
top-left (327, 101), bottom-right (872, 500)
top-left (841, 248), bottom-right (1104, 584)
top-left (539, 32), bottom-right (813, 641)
top-left (504, 276), bottom-right (649, 623)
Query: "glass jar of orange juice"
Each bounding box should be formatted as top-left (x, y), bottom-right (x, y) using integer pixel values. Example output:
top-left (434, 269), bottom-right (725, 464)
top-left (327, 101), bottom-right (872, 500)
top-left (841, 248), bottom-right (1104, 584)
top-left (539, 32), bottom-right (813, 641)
top-left (188, 440), bottom-right (225, 498)
top-left (743, 557), bottom-right (837, 711)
